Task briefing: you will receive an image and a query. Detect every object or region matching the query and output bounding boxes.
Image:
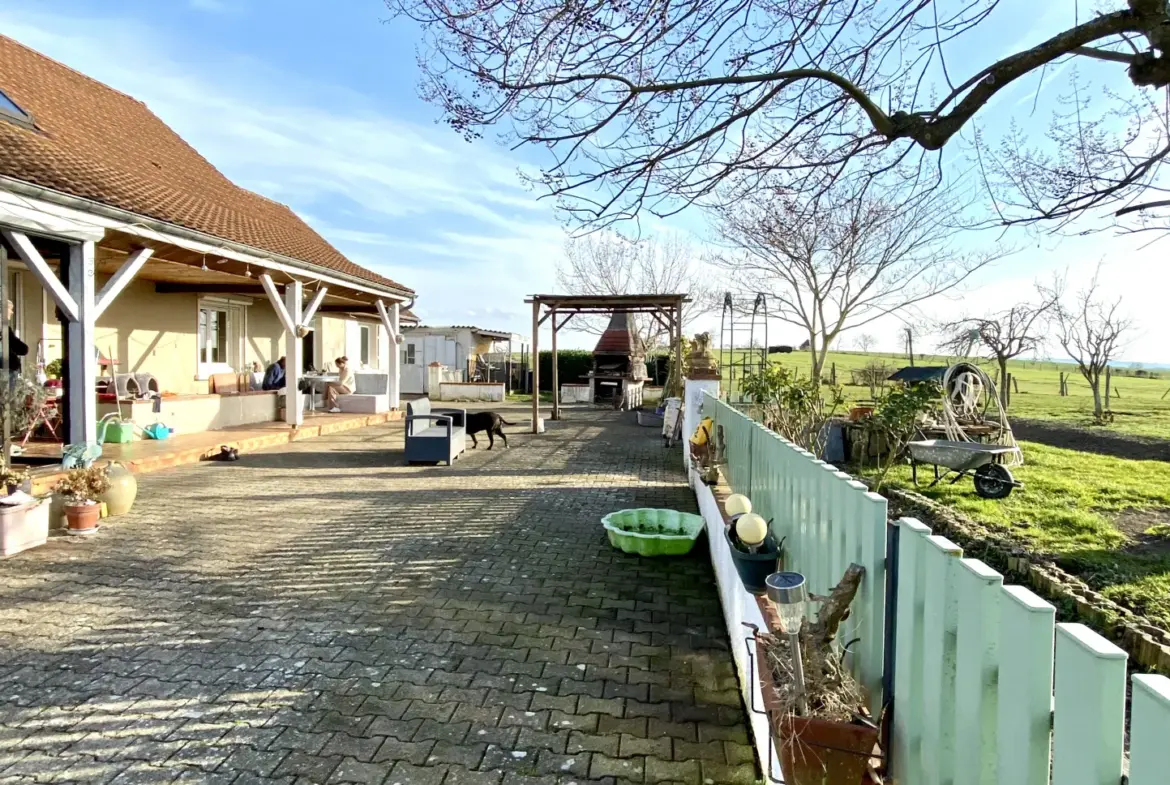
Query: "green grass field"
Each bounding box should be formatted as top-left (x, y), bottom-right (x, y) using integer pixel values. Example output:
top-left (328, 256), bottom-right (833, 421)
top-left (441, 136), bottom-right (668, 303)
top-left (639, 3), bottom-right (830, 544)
top-left (878, 442), bottom-right (1170, 629)
top-left (720, 349), bottom-right (1170, 438)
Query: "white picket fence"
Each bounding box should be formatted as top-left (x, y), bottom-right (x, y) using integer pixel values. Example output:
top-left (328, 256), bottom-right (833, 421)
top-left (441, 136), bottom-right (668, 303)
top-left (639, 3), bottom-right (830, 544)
top-left (702, 392), bottom-right (1170, 784)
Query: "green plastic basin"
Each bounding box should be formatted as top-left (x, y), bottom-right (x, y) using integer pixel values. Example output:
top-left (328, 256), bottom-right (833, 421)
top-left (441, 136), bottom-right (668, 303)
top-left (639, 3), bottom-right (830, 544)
top-left (601, 508), bottom-right (705, 556)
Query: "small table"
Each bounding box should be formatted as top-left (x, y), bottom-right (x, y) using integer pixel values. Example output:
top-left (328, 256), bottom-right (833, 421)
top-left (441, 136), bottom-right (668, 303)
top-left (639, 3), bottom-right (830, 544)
top-left (300, 374), bottom-right (339, 412)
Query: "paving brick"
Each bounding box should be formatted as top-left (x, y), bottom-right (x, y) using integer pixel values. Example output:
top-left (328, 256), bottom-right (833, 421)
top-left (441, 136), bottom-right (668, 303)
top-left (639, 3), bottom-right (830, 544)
top-left (0, 413), bottom-right (747, 785)
top-left (643, 756), bottom-right (701, 784)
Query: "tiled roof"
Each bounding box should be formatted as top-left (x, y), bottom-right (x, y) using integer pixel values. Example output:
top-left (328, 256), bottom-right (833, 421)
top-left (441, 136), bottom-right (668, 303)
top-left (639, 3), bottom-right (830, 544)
top-left (0, 35), bottom-right (411, 295)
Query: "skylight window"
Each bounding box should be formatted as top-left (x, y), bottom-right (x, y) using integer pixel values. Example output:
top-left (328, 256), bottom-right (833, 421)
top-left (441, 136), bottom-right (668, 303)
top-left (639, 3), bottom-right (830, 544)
top-left (0, 89), bottom-right (30, 123)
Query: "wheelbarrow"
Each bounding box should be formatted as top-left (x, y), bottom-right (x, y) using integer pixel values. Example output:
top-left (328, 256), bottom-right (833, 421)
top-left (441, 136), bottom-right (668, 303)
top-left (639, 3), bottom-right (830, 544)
top-left (905, 439), bottom-right (1023, 499)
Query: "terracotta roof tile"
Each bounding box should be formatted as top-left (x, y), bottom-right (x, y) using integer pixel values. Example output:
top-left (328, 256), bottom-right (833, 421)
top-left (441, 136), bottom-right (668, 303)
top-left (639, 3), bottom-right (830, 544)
top-left (0, 34), bottom-right (411, 295)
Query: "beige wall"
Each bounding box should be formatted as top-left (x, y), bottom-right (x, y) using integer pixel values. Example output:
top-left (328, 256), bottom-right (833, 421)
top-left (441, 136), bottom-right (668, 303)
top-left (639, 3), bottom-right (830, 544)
top-left (7, 253), bottom-right (390, 395)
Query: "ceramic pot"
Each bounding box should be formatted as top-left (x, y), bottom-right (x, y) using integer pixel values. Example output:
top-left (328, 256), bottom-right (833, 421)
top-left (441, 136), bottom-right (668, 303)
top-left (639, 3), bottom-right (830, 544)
top-left (99, 462), bottom-right (137, 517)
top-left (64, 502), bottom-right (100, 535)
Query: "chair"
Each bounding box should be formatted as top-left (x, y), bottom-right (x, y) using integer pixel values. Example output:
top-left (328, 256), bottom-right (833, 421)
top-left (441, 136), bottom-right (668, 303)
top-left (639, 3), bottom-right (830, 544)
top-left (336, 372), bottom-right (390, 414)
top-left (405, 398), bottom-right (466, 465)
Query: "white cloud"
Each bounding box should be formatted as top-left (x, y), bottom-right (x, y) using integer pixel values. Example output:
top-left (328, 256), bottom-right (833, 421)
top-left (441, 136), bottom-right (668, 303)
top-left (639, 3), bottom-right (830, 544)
top-left (0, 6), bottom-right (568, 342)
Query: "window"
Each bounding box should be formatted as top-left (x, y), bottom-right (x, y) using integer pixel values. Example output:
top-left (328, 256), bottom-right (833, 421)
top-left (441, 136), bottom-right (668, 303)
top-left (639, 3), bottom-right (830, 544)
top-left (197, 297), bottom-right (247, 378)
top-left (0, 89), bottom-right (32, 128)
top-left (359, 324), bottom-right (372, 367)
top-left (405, 344), bottom-right (417, 365)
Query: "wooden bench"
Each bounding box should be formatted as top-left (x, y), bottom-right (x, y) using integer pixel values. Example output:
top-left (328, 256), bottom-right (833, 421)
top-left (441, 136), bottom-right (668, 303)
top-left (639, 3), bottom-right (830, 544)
top-left (405, 398), bottom-right (466, 465)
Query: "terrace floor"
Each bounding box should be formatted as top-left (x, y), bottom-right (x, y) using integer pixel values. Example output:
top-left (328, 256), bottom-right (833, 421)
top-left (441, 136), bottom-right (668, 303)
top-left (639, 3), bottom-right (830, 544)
top-left (0, 408), bottom-right (753, 785)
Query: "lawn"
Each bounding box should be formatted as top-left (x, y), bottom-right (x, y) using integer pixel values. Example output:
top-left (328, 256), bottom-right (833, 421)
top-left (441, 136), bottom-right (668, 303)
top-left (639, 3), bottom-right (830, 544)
top-left (719, 348), bottom-right (1170, 439)
top-left (877, 441), bottom-right (1170, 629)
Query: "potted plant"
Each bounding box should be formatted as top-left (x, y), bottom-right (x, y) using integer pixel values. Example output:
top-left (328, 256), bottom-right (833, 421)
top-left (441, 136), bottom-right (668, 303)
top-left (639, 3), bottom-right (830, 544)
top-left (0, 465), bottom-right (29, 495)
top-left (755, 565), bottom-right (881, 784)
top-left (725, 511), bottom-right (785, 594)
top-left (55, 466), bottom-right (110, 536)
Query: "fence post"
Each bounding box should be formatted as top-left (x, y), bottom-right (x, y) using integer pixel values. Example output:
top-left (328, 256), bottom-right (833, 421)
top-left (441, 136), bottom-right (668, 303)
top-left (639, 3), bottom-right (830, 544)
top-left (892, 518), bottom-right (931, 785)
top-left (996, 586), bottom-right (1055, 785)
top-left (1052, 624), bottom-right (1126, 785)
top-left (920, 536), bottom-right (963, 785)
top-left (954, 560), bottom-right (1003, 785)
top-left (1130, 674), bottom-right (1170, 784)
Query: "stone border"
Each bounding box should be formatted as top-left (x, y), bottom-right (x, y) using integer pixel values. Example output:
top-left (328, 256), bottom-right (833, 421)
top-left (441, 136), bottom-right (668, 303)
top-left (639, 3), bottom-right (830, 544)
top-left (884, 485), bottom-right (1170, 674)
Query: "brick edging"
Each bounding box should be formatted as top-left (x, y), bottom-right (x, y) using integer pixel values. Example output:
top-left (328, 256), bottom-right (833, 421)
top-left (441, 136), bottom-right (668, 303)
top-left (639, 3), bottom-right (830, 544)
top-left (884, 485), bottom-right (1170, 674)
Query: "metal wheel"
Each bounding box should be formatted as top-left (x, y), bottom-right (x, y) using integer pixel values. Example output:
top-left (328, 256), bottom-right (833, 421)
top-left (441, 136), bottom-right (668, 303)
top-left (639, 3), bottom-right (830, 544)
top-left (973, 464), bottom-right (1014, 499)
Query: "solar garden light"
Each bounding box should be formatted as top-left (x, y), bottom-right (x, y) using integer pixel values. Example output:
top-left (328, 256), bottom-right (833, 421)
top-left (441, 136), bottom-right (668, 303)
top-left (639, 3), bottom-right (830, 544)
top-left (765, 571), bottom-right (809, 716)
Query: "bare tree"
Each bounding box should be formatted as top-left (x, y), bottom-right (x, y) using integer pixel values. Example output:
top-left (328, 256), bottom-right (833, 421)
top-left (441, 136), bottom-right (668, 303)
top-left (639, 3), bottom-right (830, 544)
top-left (557, 232), bottom-right (704, 356)
top-left (939, 287), bottom-right (1060, 407)
top-left (390, 0), bottom-right (1170, 229)
top-left (856, 333), bottom-right (876, 355)
top-left (711, 175), bottom-right (1001, 382)
top-left (1052, 273), bottom-right (1132, 422)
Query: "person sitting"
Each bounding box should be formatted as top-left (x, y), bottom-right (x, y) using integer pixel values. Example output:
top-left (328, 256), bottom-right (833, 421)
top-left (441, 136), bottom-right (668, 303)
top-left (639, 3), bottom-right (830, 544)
top-left (261, 357), bottom-right (286, 391)
top-left (325, 356), bottom-right (355, 412)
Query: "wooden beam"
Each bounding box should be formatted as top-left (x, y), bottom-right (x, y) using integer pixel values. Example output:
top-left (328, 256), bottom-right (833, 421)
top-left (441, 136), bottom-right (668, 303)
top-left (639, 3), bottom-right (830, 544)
top-left (95, 247), bottom-right (153, 318)
top-left (260, 274), bottom-right (298, 335)
top-left (555, 312), bottom-right (577, 332)
top-left (531, 299), bottom-right (540, 434)
top-left (155, 282), bottom-right (267, 294)
top-left (538, 308), bottom-right (553, 327)
top-left (284, 280), bottom-right (303, 426)
top-left (317, 304), bottom-right (378, 313)
top-left (301, 286), bottom-right (329, 326)
top-left (551, 306), bottom-right (560, 421)
top-left (2, 229), bottom-right (78, 322)
top-left (66, 241), bottom-right (97, 444)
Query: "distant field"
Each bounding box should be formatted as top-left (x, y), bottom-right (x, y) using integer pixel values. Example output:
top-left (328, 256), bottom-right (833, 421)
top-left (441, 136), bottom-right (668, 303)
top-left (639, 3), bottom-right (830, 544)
top-left (716, 348), bottom-right (1170, 439)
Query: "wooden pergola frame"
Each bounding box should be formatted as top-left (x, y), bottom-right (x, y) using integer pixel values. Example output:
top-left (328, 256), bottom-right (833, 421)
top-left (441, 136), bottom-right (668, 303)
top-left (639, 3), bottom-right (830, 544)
top-left (524, 293), bottom-right (690, 434)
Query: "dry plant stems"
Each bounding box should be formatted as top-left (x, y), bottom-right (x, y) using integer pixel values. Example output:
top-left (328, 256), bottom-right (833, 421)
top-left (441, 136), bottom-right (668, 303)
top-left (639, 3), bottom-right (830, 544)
top-left (758, 564), bottom-right (867, 722)
top-left (55, 466), bottom-right (110, 506)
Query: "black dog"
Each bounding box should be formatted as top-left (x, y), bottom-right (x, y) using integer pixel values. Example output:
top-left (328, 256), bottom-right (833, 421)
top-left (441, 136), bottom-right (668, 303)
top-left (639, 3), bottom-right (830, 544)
top-left (466, 412), bottom-right (513, 450)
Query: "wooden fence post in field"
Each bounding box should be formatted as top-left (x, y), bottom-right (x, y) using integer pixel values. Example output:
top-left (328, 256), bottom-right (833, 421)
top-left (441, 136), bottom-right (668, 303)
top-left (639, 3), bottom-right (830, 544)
top-left (996, 586), bottom-right (1055, 785)
top-left (1105, 367), bottom-right (1112, 409)
top-left (1130, 674), bottom-right (1170, 783)
top-left (830, 362), bottom-right (837, 386)
top-left (1052, 624), bottom-right (1126, 785)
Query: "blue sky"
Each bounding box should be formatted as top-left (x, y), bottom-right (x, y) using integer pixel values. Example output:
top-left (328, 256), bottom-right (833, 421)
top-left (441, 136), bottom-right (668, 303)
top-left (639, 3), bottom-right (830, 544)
top-left (1, 0), bottom-right (1167, 361)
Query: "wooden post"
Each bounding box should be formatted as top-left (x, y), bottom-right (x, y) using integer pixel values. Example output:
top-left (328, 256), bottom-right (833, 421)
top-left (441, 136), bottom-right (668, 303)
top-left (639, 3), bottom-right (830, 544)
top-left (1004, 372), bottom-right (1012, 407)
top-left (1105, 367), bottom-right (1112, 409)
top-left (66, 241), bottom-right (98, 445)
top-left (531, 299), bottom-right (540, 434)
top-left (551, 306), bottom-right (560, 421)
top-left (284, 280), bottom-right (303, 426)
top-left (830, 362), bottom-right (837, 386)
top-left (674, 303), bottom-right (684, 398)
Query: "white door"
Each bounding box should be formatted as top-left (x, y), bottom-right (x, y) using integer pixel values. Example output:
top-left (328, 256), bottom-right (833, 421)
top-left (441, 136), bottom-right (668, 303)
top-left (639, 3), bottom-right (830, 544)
top-left (401, 338), bottom-right (425, 394)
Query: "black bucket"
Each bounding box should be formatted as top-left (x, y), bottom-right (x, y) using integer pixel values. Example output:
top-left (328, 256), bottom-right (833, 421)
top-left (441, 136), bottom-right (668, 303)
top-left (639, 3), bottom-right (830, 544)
top-left (725, 528), bottom-right (783, 595)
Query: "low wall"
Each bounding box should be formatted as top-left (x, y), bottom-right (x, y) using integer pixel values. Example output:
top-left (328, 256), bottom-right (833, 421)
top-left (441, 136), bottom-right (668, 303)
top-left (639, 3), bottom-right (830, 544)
top-left (438, 382), bottom-right (504, 402)
top-left (97, 392), bottom-right (278, 436)
top-left (560, 383), bottom-right (591, 404)
top-left (690, 465), bottom-right (780, 780)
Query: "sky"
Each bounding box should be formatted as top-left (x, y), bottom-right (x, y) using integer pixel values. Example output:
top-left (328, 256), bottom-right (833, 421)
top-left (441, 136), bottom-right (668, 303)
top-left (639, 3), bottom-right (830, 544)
top-left (0, 0), bottom-right (1167, 362)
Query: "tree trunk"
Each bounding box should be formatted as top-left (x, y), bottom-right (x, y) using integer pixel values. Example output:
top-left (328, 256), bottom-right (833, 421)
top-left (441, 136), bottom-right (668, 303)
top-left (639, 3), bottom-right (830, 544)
top-left (808, 334), bottom-right (822, 382)
top-left (1090, 378), bottom-right (1104, 420)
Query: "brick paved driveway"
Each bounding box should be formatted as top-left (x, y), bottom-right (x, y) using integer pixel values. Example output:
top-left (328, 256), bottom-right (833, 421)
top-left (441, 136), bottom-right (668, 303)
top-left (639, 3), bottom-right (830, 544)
top-left (0, 409), bottom-right (753, 785)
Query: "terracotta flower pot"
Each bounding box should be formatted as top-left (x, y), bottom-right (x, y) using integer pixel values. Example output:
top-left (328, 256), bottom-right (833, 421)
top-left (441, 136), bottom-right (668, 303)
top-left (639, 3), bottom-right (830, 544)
top-left (849, 406), bottom-right (874, 422)
top-left (64, 502), bottom-right (101, 536)
top-left (755, 638), bottom-right (879, 785)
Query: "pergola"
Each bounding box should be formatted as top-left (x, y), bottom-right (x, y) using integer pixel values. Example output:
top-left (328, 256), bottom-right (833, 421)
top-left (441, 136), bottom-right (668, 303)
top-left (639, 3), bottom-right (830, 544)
top-left (525, 294), bottom-right (690, 434)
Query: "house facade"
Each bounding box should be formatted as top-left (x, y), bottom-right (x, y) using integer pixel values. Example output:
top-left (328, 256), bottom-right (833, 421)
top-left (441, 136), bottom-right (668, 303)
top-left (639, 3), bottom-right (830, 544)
top-left (0, 34), bottom-right (416, 444)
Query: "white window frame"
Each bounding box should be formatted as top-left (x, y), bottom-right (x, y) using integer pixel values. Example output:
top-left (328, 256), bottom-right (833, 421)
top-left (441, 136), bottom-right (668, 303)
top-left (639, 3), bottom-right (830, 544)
top-left (7, 269), bottom-right (22, 338)
top-left (405, 343), bottom-right (417, 365)
top-left (358, 322), bottom-right (378, 369)
top-left (196, 296), bottom-right (249, 380)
